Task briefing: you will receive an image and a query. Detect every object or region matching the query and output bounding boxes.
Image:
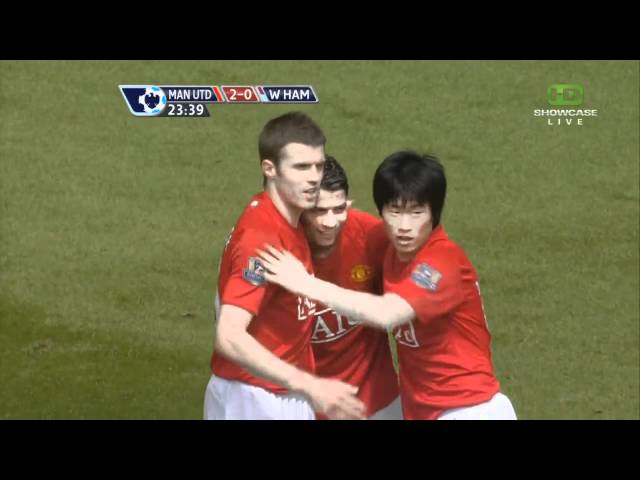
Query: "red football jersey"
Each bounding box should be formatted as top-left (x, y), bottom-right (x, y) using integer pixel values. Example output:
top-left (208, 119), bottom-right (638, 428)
top-left (311, 209), bottom-right (399, 418)
top-left (383, 224), bottom-right (500, 419)
top-left (211, 192), bottom-right (317, 394)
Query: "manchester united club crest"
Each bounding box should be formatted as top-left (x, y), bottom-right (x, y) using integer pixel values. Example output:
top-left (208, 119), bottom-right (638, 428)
top-left (351, 264), bottom-right (372, 283)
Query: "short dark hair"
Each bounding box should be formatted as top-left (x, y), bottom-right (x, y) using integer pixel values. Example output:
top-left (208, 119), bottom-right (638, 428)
top-left (258, 112), bottom-right (326, 167)
top-left (373, 151), bottom-right (447, 228)
top-left (320, 155), bottom-right (349, 196)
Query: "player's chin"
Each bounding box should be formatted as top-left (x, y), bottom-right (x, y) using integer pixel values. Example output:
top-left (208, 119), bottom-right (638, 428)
top-left (316, 237), bottom-right (335, 247)
top-left (394, 242), bottom-right (415, 254)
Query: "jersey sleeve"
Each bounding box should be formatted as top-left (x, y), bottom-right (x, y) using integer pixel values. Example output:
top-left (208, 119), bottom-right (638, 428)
top-left (220, 228), bottom-right (281, 317)
top-left (387, 246), bottom-right (465, 325)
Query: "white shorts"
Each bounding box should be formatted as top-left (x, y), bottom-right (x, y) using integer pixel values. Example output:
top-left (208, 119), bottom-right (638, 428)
top-left (204, 374), bottom-right (315, 420)
top-left (368, 396), bottom-right (403, 420)
top-left (437, 392), bottom-right (517, 420)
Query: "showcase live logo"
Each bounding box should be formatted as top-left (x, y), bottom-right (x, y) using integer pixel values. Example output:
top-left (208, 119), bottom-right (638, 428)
top-left (533, 84), bottom-right (598, 126)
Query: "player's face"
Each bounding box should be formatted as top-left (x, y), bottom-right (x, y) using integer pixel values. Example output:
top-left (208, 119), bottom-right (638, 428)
top-left (303, 189), bottom-right (348, 250)
top-left (274, 143), bottom-right (325, 210)
top-left (382, 200), bottom-right (433, 262)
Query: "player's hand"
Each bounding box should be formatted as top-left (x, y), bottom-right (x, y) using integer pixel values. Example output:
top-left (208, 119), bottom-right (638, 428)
top-left (305, 377), bottom-right (366, 420)
top-left (256, 245), bottom-right (312, 296)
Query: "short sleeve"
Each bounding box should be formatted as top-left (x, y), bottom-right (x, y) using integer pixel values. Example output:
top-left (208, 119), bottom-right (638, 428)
top-left (386, 247), bottom-right (464, 325)
top-left (220, 229), bottom-right (281, 317)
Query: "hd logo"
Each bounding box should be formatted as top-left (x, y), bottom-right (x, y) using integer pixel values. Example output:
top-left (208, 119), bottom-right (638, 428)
top-left (119, 85), bottom-right (167, 116)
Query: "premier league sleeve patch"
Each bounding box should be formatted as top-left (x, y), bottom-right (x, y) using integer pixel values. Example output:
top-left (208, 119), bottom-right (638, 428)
top-left (411, 263), bottom-right (443, 291)
top-left (242, 257), bottom-right (266, 287)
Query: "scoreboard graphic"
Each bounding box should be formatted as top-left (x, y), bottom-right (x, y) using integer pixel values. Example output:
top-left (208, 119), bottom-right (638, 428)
top-left (119, 85), bottom-right (319, 117)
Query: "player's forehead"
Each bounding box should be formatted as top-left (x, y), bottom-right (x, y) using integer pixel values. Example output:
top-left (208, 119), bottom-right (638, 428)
top-left (386, 198), bottom-right (427, 209)
top-left (315, 189), bottom-right (347, 209)
top-left (280, 143), bottom-right (325, 165)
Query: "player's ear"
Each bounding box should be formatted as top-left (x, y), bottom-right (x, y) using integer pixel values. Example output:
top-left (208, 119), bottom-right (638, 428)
top-left (261, 159), bottom-right (276, 180)
top-left (346, 199), bottom-right (354, 208)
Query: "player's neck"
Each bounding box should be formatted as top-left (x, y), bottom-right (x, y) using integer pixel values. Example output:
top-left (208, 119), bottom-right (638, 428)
top-left (265, 185), bottom-right (302, 228)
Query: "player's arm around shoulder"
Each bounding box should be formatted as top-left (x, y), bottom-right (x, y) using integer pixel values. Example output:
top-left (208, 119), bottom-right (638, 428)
top-left (256, 245), bottom-right (416, 331)
top-left (354, 291), bottom-right (416, 330)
